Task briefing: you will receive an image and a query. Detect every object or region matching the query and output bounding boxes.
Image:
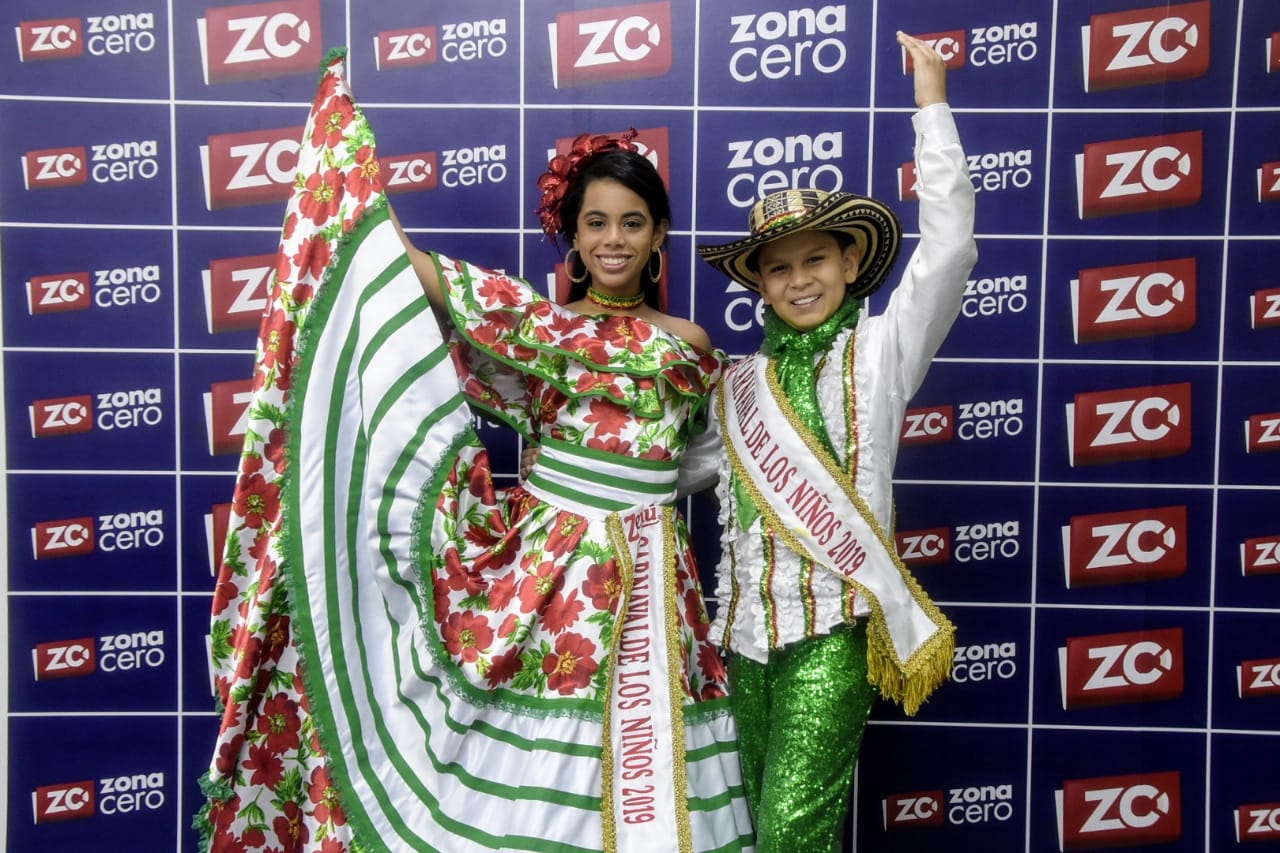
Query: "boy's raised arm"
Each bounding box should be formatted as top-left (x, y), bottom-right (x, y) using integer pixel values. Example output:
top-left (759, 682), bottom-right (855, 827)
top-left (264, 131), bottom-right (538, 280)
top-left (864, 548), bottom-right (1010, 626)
top-left (884, 32), bottom-right (978, 396)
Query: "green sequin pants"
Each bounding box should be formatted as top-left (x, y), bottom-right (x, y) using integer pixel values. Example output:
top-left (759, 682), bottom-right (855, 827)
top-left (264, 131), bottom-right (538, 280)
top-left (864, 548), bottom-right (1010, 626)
top-left (727, 622), bottom-right (876, 853)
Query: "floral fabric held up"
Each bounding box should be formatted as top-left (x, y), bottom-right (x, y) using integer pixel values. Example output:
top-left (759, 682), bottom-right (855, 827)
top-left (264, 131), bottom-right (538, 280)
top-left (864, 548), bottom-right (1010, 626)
top-left (196, 50), bottom-right (753, 853)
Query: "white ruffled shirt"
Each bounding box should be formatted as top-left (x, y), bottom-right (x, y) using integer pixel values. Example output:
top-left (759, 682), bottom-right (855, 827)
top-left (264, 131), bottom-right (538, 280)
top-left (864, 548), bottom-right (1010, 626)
top-left (697, 103), bottom-right (978, 663)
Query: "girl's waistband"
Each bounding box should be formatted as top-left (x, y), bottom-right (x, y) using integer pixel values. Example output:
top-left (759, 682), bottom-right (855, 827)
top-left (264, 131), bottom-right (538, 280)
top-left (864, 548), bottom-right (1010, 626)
top-left (523, 436), bottom-right (679, 520)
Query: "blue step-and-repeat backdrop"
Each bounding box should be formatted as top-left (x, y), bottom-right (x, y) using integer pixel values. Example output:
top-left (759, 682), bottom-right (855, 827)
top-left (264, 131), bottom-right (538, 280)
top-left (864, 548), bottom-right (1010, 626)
top-left (2, 1), bottom-right (1278, 850)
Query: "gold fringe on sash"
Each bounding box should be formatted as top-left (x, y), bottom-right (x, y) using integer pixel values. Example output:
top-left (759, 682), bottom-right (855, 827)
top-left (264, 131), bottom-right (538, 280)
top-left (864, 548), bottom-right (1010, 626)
top-left (859, 575), bottom-right (955, 717)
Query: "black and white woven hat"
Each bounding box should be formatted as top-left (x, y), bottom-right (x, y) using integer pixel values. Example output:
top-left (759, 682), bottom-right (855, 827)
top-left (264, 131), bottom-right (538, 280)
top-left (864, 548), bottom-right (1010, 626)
top-left (696, 188), bottom-right (902, 299)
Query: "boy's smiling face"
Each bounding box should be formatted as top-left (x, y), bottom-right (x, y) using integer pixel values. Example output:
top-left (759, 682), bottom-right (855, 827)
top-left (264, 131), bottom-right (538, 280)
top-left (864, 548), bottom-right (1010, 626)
top-left (754, 230), bottom-right (860, 332)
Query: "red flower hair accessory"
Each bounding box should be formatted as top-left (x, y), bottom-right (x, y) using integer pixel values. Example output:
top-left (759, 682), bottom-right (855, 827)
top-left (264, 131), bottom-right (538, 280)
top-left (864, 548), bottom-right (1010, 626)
top-left (535, 129), bottom-right (639, 242)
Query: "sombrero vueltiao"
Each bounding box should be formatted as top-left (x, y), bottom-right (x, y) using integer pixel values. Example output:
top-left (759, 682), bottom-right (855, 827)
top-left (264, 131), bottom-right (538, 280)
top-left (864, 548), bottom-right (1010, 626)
top-left (697, 188), bottom-right (903, 300)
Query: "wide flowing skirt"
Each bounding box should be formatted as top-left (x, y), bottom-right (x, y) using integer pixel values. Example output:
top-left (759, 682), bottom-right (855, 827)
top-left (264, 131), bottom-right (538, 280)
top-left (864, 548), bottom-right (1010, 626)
top-left (197, 51), bottom-right (753, 853)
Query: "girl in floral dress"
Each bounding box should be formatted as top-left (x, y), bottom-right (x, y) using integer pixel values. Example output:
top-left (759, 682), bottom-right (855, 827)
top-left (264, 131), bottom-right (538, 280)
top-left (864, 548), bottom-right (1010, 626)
top-left (198, 51), bottom-right (752, 853)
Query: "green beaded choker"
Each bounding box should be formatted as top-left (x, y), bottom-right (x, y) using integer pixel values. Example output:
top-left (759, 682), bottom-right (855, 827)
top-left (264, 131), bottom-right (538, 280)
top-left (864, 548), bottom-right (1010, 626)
top-left (586, 287), bottom-right (645, 310)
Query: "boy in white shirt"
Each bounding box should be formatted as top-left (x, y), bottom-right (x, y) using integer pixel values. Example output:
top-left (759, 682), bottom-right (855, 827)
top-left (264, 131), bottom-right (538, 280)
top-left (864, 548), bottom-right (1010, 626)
top-left (693, 32), bottom-right (978, 851)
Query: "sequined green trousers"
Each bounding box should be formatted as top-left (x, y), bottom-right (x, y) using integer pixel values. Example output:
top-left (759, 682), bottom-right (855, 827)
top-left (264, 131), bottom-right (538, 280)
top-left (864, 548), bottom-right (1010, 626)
top-left (727, 622), bottom-right (877, 852)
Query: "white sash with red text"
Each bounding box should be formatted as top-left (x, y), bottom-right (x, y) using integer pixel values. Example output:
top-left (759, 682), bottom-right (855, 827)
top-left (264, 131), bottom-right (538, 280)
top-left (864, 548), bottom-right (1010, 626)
top-left (718, 356), bottom-right (953, 714)
top-left (604, 505), bottom-right (691, 853)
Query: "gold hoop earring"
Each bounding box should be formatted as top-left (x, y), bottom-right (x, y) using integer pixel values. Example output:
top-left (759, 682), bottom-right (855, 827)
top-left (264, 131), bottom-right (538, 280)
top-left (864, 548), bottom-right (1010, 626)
top-left (565, 248), bottom-right (588, 284)
top-left (647, 249), bottom-right (663, 283)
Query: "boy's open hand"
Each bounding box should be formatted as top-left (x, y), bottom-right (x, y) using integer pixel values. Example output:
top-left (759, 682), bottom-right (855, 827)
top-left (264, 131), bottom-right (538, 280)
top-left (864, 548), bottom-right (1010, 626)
top-left (898, 31), bottom-right (947, 109)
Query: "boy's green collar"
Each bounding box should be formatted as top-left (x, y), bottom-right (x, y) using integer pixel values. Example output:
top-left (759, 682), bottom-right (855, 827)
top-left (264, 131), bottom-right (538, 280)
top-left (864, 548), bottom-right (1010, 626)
top-left (761, 295), bottom-right (861, 457)
top-left (761, 295), bottom-right (861, 358)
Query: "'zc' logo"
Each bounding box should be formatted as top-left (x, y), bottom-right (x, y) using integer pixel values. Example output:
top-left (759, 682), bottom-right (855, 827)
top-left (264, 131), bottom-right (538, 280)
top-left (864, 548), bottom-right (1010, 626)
top-left (549, 2), bottom-right (672, 88)
top-left (1059, 627), bottom-right (1184, 709)
top-left (205, 378), bottom-right (255, 455)
top-left (204, 254), bottom-right (275, 334)
top-left (1071, 257), bottom-right (1197, 343)
top-left (1243, 534), bottom-right (1280, 577)
top-left (900, 405), bottom-right (954, 446)
top-left (1259, 161), bottom-right (1280, 203)
top-left (379, 152), bottom-right (437, 194)
top-left (23, 147), bottom-right (88, 190)
top-left (27, 272), bottom-right (92, 315)
top-left (16, 19), bottom-right (85, 62)
top-left (1251, 287), bottom-right (1280, 330)
top-left (32, 780), bottom-right (96, 823)
top-left (882, 789), bottom-right (945, 829)
top-left (1076, 131), bottom-right (1203, 218)
top-left (32, 517), bottom-right (96, 559)
top-left (201, 126), bottom-right (302, 210)
top-left (198, 0), bottom-right (322, 84)
top-left (1237, 801), bottom-right (1280, 840)
top-left (1081, 2), bottom-right (1210, 92)
top-left (33, 637), bottom-right (97, 680)
top-left (1063, 505), bottom-right (1187, 588)
top-left (1057, 770), bottom-right (1181, 848)
top-left (1246, 412), bottom-right (1280, 454)
top-left (375, 26), bottom-right (437, 69)
top-left (30, 395), bottom-right (94, 438)
top-left (895, 528), bottom-right (951, 566)
top-left (1238, 657), bottom-right (1280, 698)
top-left (1066, 383), bottom-right (1192, 466)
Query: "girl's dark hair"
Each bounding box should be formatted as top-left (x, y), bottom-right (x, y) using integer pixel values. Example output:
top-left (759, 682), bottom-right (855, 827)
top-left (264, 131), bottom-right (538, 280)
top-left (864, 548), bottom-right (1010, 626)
top-left (558, 149), bottom-right (671, 309)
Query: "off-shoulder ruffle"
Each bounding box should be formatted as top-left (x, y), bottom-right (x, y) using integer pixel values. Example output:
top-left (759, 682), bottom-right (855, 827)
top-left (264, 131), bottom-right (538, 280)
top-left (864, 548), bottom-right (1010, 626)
top-left (437, 252), bottom-right (725, 420)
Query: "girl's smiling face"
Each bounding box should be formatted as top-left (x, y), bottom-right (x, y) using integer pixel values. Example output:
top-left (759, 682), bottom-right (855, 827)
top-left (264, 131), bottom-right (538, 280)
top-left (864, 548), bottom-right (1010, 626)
top-left (573, 178), bottom-right (667, 295)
